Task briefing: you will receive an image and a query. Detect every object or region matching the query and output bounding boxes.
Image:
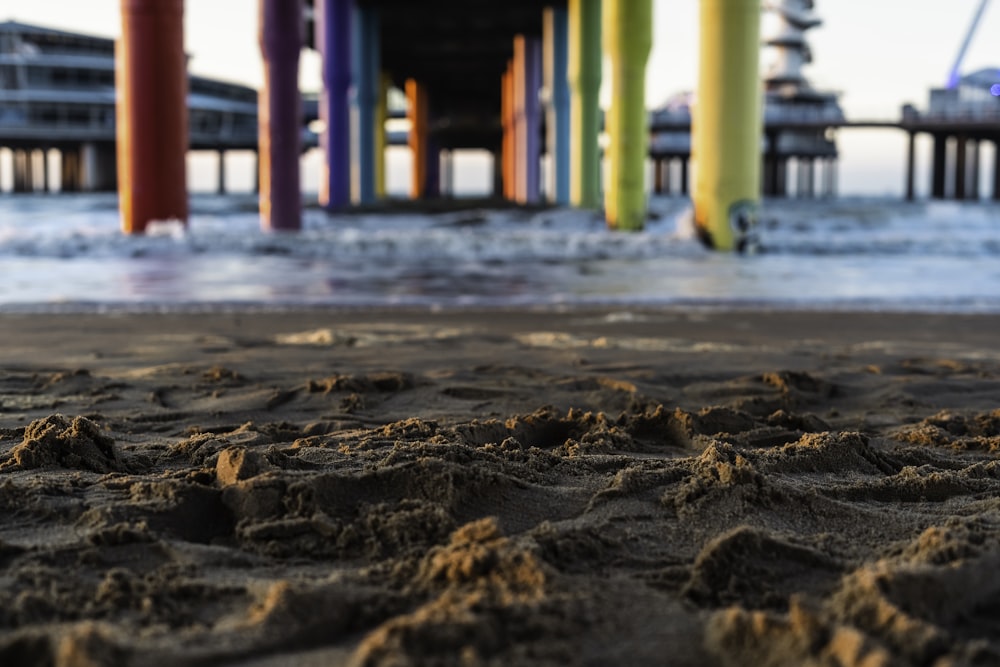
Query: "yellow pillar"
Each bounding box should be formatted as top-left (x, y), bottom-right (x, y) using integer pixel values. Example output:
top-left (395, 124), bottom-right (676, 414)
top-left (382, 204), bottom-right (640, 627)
top-left (375, 72), bottom-right (390, 198)
top-left (693, 0), bottom-right (762, 251)
top-left (603, 0), bottom-right (652, 230)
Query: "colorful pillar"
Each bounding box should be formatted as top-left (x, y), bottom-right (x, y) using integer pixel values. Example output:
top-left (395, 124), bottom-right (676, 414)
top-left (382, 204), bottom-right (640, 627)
top-left (544, 7), bottom-right (571, 205)
top-left (502, 64), bottom-right (517, 200)
top-left (116, 0), bottom-right (188, 234)
top-left (693, 0), bottom-right (762, 251)
top-left (352, 6), bottom-right (380, 204)
top-left (374, 73), bottom-right (390, 199)
top-left (568, 0), bottom-right (602, 208)
top-left (513, 35), bottom-right (542, 204)
top-left (406, 79), bottom-right (430, 199)
top-left (258, 0), bottom-right (303, 231)
top-left (316, 0), bottom-right (352, 209)
top-left (603, 0), bottom-right (652, 230)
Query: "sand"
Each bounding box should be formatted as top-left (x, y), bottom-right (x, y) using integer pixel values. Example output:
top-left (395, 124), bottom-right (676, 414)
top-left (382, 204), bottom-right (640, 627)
top-left (2, 307), bottom-right (1000, 666)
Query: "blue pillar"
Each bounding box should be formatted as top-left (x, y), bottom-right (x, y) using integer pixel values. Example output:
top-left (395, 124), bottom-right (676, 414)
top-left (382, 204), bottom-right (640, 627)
top-left (352, 6), bottom-right (380, 204)
top-left (544, 8), bottom-right (570, 205)
top-left (316, 0), bottom-right (352, 209)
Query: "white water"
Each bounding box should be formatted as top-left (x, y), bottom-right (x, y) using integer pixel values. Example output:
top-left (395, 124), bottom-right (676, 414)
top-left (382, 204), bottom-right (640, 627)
top-left (1, 193), bottom-right (999, 312)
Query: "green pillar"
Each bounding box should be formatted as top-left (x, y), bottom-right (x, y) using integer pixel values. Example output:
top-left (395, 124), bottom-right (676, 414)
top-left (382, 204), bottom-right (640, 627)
top-left (693, 0), bottom-right (762, 251)
top-left (603, 0), bottom-right (652, 230)
top-left (567, 0), bottom-right (601, 209)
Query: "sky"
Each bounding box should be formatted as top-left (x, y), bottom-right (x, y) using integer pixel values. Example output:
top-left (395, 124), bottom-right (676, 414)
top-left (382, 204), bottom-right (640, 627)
top-left (3, 0), bottom-right (999, 196)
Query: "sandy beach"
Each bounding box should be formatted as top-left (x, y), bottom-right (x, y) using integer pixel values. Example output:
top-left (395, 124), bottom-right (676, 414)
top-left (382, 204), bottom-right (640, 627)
top-left (2, 307), bottom-right (1000, 666)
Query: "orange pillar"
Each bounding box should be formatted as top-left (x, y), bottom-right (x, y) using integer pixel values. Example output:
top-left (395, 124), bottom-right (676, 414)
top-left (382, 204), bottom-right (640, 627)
top-left (502, 64), bottom-right (514, 200)
top-left (406, 79), bottom-right (429, 199)
top-left (116, 0), bottom-right (188, 234)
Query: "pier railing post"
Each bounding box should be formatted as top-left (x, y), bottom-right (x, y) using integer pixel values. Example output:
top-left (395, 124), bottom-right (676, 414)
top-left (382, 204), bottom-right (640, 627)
top-left (116, 0), bottom-right (188, 234)
top-left (693, 0), bottom-right (762, 251)
top-left (567, 0), bottom-right (602, 209)
top-left (258, 0), bottom-right (303, 231)
top-left (603, 0), bottom-right (652, 230)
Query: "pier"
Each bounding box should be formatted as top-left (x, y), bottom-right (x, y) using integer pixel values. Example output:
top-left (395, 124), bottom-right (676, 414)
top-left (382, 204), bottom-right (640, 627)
top-left (3, 2), bottom-right (1000, 240)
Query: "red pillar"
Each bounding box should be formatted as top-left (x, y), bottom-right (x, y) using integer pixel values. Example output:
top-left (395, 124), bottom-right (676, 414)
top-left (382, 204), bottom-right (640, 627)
top-left (116, 0), bottom-right (188, 234)
top-left (258, 0), bottom-right (303, 231)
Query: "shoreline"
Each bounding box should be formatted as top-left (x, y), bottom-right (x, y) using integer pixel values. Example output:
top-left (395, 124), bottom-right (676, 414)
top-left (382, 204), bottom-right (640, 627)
top-left (2, 307), bottom-right (1000, 665)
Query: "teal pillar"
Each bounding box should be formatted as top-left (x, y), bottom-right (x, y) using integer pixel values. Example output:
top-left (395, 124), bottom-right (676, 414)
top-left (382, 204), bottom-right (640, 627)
top-left (352, 6), bottom-right (379, 204)
top-left (544, 7), bottom-right (571, 205)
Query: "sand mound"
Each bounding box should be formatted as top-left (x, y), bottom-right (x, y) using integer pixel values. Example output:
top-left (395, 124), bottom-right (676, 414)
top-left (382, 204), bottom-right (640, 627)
top-left (3, 414), bottom-right (121, 473)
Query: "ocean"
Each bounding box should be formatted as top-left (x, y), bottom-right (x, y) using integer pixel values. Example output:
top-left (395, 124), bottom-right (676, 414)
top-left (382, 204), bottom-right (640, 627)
top-left (1, 193), bottom-right (999, 313)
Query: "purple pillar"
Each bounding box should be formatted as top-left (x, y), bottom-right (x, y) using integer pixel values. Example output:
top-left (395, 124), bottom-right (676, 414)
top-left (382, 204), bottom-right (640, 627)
top-left (514, 36), bottom-right (542, 204)
top-left (258, 0), bottom-right (303, 231)
top-left (316, 0), bottom-right (352, 209)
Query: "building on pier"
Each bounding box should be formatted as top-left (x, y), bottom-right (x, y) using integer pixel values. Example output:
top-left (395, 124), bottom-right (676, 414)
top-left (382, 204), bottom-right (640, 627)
top-left (0, 21), bottom-right (292, 194)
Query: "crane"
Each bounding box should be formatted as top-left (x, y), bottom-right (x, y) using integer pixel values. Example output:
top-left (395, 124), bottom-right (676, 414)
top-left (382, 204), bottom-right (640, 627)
top-left (947, 0), bottom-right (991, 88)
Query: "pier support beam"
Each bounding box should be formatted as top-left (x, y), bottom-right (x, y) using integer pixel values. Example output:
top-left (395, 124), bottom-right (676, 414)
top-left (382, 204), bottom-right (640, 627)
top-left (492, 147), bottom-right (504, 198)
top-left (117, 0), bottom-right (188, 234)
top-left (954, 136), bottom-right (967, 201)
top-left (316, 0), bottom-right (352, 209)
top-left (603, 0), bottom-right (652, 230)
top-left (693, 0), bottom-right (762, 250)
top-left (217, 150), bottom-right (226, 195)
top-left (543, 7), bottom-right (570, 205)
top-left (406, 79), bottom-right (430, 199)
top-left (567, 0), bottom-right (602, 209)
top-left (81, 143), bottom-right (117, 192)
top-left (513, 35), bottom-right (542, 204)
top-left (352, 6), bottom-right (380, 204)
top-left (969, 140), bottom-right (980, 200)
top-left (13, 150), bottom-right (28, 193)
top-left (931, 134), bottom-right (947, 199)
top-left (41, 149), bottom-right (50, 192)
top-left (258, 0), bottom-right (303, 231)
top-left (994, 140), bottom-right (1000, 201)
top-left (60, 149), bottom-right (79, 193)
top-left (905, 131), bottom-right (916, 201)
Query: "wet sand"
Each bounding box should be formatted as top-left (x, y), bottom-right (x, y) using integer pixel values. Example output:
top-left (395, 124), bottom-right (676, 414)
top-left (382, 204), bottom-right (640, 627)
top-left (2, 307), bottom-right (1000, 666)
